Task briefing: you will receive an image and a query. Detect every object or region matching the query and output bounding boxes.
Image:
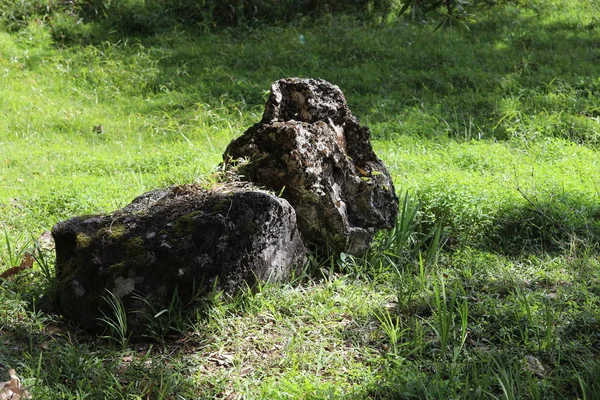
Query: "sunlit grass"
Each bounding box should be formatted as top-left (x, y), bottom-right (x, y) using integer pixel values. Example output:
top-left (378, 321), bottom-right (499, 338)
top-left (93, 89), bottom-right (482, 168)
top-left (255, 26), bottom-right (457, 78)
top-left (1, 0), bottom-right (599, 398)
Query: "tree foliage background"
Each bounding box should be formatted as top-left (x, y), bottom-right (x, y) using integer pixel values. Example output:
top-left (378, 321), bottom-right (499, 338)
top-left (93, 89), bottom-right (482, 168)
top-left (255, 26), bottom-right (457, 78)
top-left (0, 0), bottom-right (515, 35)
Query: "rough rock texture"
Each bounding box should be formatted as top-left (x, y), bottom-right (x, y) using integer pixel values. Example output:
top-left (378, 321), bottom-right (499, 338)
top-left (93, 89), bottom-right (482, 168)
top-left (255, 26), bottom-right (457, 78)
top-left (224, 78), bottom-right (399, 255)
top-left (52, 184), bottom-right (306, 334)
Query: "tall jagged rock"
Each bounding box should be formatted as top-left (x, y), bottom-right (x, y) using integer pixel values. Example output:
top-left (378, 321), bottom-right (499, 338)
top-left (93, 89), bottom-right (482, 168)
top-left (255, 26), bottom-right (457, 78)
top-left (52, 184), bottom-right (306, 334)
top-left (224, 78), bottom-right (398, 255)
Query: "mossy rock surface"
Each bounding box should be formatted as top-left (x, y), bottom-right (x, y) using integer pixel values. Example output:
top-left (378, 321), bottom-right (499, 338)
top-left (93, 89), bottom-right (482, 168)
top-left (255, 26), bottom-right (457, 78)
top-left (52, 184), bottom-right (306, 334)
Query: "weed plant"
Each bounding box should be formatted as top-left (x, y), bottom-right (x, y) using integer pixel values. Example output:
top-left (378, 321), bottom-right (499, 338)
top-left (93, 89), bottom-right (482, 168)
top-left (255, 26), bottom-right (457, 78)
top-left (98, 290), bottom-right (131, 350)
top-left (1, 0), bottom-right (600, 398)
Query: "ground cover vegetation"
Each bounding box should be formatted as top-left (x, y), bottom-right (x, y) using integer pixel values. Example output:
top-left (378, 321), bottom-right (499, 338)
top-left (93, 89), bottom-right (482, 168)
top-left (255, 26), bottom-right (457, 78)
top-left (1, 0), bottom-right (600, 398)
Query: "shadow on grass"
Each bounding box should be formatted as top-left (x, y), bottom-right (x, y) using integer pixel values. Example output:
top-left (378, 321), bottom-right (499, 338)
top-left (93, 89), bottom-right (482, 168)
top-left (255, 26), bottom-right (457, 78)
top-left (38, 2), bottom-right (600, 142)
top-left (486, 193), bottom-right (600, 256)
top-left (0, 279), bottom-right (213, 397)
top-left (0, 319), bottom-right (201, 397)
top-left (352, 192), bottom-right (600, 398)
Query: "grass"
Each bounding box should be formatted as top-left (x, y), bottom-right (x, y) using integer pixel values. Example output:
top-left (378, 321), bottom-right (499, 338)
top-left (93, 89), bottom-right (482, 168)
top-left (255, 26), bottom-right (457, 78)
top-left (1, 0), bottom-right (600, 398)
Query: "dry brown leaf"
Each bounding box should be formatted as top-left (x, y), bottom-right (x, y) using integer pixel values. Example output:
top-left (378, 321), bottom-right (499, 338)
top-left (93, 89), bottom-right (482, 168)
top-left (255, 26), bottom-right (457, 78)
top-left (0, 254), bottom-right (34, 280)
top-left (0, 369), bottom-right (31, 400)
top-left (116, 355), bottom-right (134, 376)
top-left (208, 352), bottom-right (235, 367)
top-left (356, 166), bottom-right (369, 176)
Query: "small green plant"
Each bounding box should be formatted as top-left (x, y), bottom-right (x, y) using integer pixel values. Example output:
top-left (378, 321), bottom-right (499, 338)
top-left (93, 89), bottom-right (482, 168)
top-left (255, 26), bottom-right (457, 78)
top-left (513, 286), bottom-right (538, 349)
top-left (440, 109), bottom-right (482, 141)
top-left (132, 281), bottom-right (212, 342)
top-left (369, 190), bottom-right (445, 274)
top-left (431, 275), bottom-right (452, 353)
top-left (411, 317), bottom-right (427, 358)
top-left (466, 357), bottom-right (496, 400)
top-left (386, 190), bottom-right (421, 259)
top-left (98, 289), bottom-right (130, 350)
top-left (511, 285), bottom-right (557, 352)
top-left (573, 358), bottom-right (600, 400)
top-left (422, 220), bottom-right (444, 269)
top-left (132, 289), bottom-right (189, 342)
top-left (427, 276), bottom-right (469, 361)
top-left (32, 245), bottom-right (54, 285)
top-left (398, 0), bottom-right (474, 31)
top-left (541, 299), bottom-right (555, 351)
top-left (566, 236), bottom-right (599, 283)
top-left (1, 227), bottom-right (30, 269)
top-left (395, 273), bottom-right (418, 314)
top-left (453, 288), bottom-right (469, 362)
top-left (493, 356), bottom-right (522, 400)
top-left (375, 309), bottom-right (407, 356)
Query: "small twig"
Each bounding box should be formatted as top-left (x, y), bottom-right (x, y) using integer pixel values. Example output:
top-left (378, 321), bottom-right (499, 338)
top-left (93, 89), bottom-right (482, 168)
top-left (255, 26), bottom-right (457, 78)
top-left (515, 187), bottom-right (554, 223)
top-left (515, 187), bottom-right (570, 236)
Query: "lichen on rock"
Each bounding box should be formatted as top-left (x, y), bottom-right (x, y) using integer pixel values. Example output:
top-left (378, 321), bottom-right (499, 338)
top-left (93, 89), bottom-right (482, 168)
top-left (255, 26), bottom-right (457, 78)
top-left (52, 183), bottom-right (306, 334)
top-left (224, 78), bottom-right (399, 255)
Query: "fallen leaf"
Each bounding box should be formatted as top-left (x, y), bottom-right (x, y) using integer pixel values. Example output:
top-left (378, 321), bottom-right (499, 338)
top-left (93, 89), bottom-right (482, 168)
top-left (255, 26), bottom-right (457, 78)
top-left (0, 254), bottom-right (34, 280)
top-left (0, 369), bottom-right (31, 399)
top-left (356, 166), bottom-right (369, 176)
top-left (116, 355), bottom-right (134, 376)
top-left (208, 352), bottom-right (234, 367)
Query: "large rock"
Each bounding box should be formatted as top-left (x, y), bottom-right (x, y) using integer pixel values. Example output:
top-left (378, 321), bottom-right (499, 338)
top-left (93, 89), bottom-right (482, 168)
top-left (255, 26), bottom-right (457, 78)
top-left (224, 78), bottom-right (398, 255)
top-left (52, 184), bottom-right (306, 334)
